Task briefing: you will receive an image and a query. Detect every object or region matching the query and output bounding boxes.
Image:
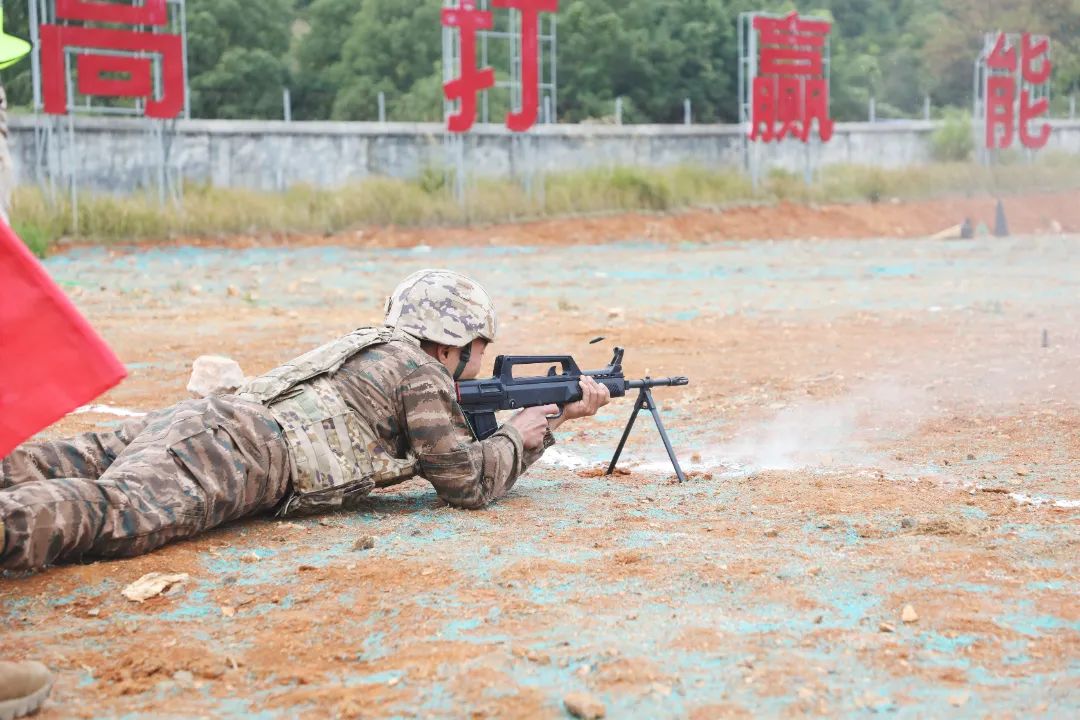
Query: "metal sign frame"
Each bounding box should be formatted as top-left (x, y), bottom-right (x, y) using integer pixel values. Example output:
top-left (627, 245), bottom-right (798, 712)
top-left (738, 11), bottom-right (832, 188)
top-left (27, 0), bottom-right (190, 218)
top-left (441, 0), bottom-right (557, 206)
top-left (441, 0), bottom-right (557, 128)
top-left (974, 31), bottom-right (1052, 164)
top-left (28, 0), bottom-right (190, 118)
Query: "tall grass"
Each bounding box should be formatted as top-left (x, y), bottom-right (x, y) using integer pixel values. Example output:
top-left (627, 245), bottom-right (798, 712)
top-left (13, 156), bottom-right (1080, 256)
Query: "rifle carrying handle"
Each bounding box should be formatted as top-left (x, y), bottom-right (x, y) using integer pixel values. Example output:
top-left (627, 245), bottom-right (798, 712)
top-left (493, 355), bottom-right (582, 382)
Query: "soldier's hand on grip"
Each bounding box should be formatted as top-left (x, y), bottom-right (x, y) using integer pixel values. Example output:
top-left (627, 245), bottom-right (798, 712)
top-left (508, 404), bottom-right (558, 450)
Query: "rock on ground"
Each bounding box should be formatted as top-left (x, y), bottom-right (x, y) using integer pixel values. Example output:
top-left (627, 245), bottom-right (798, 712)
top-left (352, 535), bottom-right (376, 551)
top-left (187, 355), bottom-right (246, 398)
top-left (564, 692), bottom-right (606, 719)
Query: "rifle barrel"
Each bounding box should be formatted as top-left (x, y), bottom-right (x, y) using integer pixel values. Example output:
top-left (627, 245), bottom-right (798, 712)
top-left (627, 377), bottom-right (689, 389)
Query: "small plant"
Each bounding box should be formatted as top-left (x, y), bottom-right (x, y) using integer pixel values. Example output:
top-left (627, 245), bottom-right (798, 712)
top-left (417, 166), bottom-right (449, 195)
top-left (931, 110), bottom-right (975, 163)
top-left (858, 167), bottom-right (889, 203)
top-left (764, 168), bottom-right (807, 202)
top-left (607, 167), bottom-right (672, 211)
top-left (11, 221), bottom-right (56, 258)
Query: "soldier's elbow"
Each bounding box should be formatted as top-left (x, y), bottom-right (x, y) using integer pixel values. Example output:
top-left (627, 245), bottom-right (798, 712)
top-left (445, 492), bottom-right (492, 510)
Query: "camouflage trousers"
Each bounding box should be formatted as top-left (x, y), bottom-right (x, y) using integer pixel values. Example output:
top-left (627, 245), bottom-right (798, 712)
top-left (0, 396), bottom-right (290, 571)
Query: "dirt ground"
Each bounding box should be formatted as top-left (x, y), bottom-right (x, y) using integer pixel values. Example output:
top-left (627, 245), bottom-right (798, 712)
top-left (3, 192), bottom-right (1079, 718)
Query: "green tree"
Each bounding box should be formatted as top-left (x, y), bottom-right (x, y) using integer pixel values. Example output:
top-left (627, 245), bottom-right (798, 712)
top-left (4, 0), bottom-right (1079, 124)
top-left (185, 0), bottom-right (293, 118)
top-left (329, 0), bottom-right (441, 121)
top-left (922, 0), bottom-right (1080, 112)
top-left (629, 0), bottom-right (741, 123)
top-left (292, 0), bottom-right (361, 120)
top-left (190, 48), bottom-right (289, 119)
top-left (556, 0), bottom-right (637, 121)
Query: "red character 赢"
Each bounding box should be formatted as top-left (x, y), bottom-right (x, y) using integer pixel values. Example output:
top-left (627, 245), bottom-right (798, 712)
top-left (750, 12), bottom-right (833, 143)
top-left (750, 77), bottom-right (777, 142)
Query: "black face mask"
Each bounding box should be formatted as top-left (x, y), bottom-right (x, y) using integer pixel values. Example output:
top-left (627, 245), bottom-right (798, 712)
top-left (452, 343), bottom-right (472, 381)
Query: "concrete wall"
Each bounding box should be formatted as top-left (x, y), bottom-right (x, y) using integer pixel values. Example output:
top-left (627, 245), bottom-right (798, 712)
top-left (9, 115), bottom-right (1080, 193)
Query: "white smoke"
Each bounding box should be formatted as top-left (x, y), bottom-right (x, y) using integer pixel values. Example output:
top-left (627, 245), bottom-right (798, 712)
top-left (714, 381), bottom-right (929, 471)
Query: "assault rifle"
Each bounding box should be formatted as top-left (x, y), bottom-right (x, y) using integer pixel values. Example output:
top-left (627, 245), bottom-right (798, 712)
top-left (456, 347), bottom-right (691, 481)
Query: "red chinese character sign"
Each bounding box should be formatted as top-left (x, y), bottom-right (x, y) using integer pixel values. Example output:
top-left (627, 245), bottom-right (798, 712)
top-left (32, 0), bottom-right (189, 119)
top-left (978, 33), bottom-right (1052, 152)
top-left (441, 1), bottom-right (494, 133)
top-left (742, 11), bottom-right (833, 144)
top-left (441, 0), bottom-right (558, 133)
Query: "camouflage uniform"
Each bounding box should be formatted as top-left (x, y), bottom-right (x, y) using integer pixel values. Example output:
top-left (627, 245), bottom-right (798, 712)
top-left (302, 332), bottom-right (550, 509)
top-left (0, 397), bottom-right (290, 570)
top-left (0, 274), bottom-right (552, 570)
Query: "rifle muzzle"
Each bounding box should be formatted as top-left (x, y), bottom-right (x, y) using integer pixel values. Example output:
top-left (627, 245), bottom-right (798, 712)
top-left (627, 377), bottom-right (689, 389)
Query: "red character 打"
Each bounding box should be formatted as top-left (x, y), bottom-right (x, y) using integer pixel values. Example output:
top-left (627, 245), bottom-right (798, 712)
top-left (492, 0), bottom-right (558, 132)
top-left (443, 0), bottom-right (558, 133)
top-left (442, 1), bottom-right (496, 133)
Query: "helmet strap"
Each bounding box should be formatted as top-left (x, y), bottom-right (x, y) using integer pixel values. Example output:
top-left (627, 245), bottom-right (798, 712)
top-left (452, 343), bottom-right (472, 381)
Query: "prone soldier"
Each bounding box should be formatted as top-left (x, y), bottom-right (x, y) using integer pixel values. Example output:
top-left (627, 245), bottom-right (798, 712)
top-left (0, 269), bottom-right (612, 572)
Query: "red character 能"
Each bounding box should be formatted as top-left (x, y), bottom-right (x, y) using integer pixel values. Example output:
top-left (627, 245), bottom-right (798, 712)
top-left (1019, 33), bottom-right (1051, 150)
top-left (985, 33), bottom-right (1017, 150)
top-left (984, 32), bottom-right (1052, 151)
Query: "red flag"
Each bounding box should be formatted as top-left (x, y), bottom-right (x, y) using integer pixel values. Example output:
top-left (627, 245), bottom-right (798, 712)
top-left (0, 221), bottom-right (126, 457)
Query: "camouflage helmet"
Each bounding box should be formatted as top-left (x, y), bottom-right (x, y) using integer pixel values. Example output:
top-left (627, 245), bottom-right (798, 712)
top-left (384, 269), bottom-right (497, 346)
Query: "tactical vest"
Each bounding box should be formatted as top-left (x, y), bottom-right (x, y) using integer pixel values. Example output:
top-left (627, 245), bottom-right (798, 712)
top-left (236, 327), bottom-right (419, 516)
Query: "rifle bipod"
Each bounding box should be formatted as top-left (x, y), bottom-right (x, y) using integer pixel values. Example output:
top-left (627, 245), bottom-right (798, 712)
top-left (606, 384), bottom-right (687, 482)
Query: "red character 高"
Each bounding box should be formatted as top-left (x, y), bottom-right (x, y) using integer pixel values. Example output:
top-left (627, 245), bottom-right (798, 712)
top-left (41, 0), bottom-right (185, 119)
